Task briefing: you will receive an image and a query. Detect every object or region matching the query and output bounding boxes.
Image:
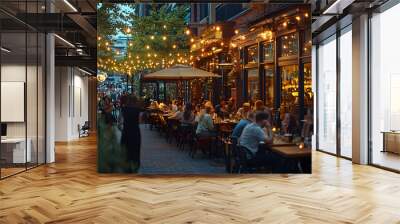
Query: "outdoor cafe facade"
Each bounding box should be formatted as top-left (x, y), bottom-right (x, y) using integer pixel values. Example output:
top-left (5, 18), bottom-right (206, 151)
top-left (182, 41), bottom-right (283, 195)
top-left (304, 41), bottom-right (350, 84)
top-left (229, 5), bottom-right (312, 124)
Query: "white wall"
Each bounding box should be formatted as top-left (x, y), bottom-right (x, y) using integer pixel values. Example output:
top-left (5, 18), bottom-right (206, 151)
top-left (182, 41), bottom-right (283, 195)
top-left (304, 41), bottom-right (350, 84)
top-left (54, 66), bottom-right (89, 141)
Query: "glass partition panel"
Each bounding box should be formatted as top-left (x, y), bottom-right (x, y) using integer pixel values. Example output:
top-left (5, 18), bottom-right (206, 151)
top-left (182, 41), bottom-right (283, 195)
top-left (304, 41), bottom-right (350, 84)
top-left (38, 32), bottom-right (45, 165)
top-left (339, 27), bottom-right (352, 158)
top-left (317, 35), bottom-right (337, 154)
top-left (27, 31), bottom-right (38, 169)
top-left (1, 30), bottom-right (28, 177)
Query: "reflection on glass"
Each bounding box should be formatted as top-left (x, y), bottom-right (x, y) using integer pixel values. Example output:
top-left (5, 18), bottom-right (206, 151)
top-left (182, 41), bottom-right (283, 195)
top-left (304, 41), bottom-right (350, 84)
top-left (303, 29), bottom-right (311, 56)
top-left (247, 45), bottom-right (258, 64)
top-left (1, 31), bottom-right (27, 177)
top-left (304, 63), bottom-right (312, 111)
top-left (280, 65), bottom-right (299, 116)
top-left (340, 28), bottom-right (352, 158)
top-left (280, 33), bottom-right (298, 57)
top-left (247, 69), bottom-right (259, 102)
top-left (371, 4), bottom-right (400, 171)
top-left (317, 36), bottom-right (337, 154)
top-left (263, 42), bottom-right (274, 62)
top-left (265, 67), bottom-right (274, 108)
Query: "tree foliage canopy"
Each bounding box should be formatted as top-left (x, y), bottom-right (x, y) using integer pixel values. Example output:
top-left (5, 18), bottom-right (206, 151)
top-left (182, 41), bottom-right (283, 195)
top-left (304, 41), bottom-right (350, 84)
top-left (97, 4), bottom-right (191, 76)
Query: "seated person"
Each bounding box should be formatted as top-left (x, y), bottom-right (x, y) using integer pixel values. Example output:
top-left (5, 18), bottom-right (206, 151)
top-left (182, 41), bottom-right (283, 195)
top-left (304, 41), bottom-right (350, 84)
top-left (227, 97), bottom-right (236, 114)
top-left (236, 102), bottom-right (251, 119)
top-left (195, 106), bottom-right (215, 137)
top-left (281, 112), bottom-right (297, 135)
top-left (239, 112), bottom-right (273, 163)
top-left (216, 101), bottom-right (230, 118)
top-left (231, 112), bottom-right (255, 140)
top-left (181, 103), bottom-right (195, 124)
top-left (170, 100), bottom-right (178, 112)
top-left (169, 105), bottom-right (184, 120)
top-left (204, 101), bottom-right (214, 113)
top-left (254, 100), bottom-right (273, 125)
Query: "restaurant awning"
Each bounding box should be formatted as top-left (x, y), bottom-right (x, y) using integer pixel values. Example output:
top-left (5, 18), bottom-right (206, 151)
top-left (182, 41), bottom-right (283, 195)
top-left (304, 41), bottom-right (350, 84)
top-left (142, 64), bottom-right (221, 81)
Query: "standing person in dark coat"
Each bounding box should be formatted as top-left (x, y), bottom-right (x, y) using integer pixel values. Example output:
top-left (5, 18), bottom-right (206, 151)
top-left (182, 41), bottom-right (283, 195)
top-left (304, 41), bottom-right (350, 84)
top-left (120, 94), bottom-right (144, 172)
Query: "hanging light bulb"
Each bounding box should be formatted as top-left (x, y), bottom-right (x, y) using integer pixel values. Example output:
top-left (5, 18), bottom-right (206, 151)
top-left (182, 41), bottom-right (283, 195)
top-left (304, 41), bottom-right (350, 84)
top-left (150, 35), bottom-right (155, 40)
top-left (162, 36), bottom-right (167, 41)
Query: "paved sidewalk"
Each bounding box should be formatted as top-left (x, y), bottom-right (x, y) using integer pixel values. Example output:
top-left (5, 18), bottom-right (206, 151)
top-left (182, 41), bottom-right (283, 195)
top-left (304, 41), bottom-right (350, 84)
top-left (139, 125), bottom-right (226, 174)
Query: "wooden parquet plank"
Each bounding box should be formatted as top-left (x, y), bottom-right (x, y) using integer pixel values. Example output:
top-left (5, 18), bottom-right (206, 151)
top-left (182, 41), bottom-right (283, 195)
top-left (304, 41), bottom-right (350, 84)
top-left (0, 134), bottom-right (400, 223)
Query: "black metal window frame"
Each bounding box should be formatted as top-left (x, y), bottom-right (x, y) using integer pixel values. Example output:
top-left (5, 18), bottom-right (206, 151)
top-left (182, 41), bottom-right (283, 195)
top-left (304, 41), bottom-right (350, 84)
top-left (0, 0), bottom-right (47, 180)
top-left (314, 23), bottom-right (352, 160)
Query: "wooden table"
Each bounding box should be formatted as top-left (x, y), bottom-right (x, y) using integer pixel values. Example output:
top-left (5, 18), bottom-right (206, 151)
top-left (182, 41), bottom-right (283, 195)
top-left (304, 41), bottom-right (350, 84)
top-left (268, 145), bottom-right (311, 173)
top-left (271, 145), bottom-right (311, 158)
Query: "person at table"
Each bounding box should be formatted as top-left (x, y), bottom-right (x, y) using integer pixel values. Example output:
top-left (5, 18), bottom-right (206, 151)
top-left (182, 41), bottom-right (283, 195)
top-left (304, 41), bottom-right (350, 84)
top-left (231, 112), bottom-right (255, 141)
top-left (170, 100), bottom-right (179, 112)
top-left (196, 105), bottom-right (216, 137)
top-left (181, 102), bottom-right (195, 124)
top-left (215, 100), bottom-right (229, 119)
top-left (204, 100), bottom-right (214, 113)
top-left (169, 105), bottom-right (184, 120)
top-left (236, 102), bottom-right (251, 120)
top-left (239, 111), bottom-right (273, 163)
top-left (254, 100), bottom-right (273, 125)
top-left (227, 97), bottom-right (236, 114)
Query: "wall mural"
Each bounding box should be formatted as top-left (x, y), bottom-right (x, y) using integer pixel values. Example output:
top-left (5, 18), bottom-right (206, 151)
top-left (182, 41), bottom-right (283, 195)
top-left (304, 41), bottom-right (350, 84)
top-left (97, 3), bottom-right (312, 174)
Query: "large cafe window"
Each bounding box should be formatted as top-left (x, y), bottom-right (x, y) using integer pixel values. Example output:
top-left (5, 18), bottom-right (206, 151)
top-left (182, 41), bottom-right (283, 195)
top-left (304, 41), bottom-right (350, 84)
top-left (263, 42), bottom-right (274, 62)
top-left (302, 29), bottom-right (312, 56)
top-left (304, 63), bottom-right (312, 111)
top-left (280, 33), bottom-right (298, 57)
top-left (247, 68), bottom-right (259, 102)
top-left (247, 45), bottom-right (258, 64)
top-left (280, 65), bottom-right (299, 115)
top-left (265, 67), bottom-right (274, 108)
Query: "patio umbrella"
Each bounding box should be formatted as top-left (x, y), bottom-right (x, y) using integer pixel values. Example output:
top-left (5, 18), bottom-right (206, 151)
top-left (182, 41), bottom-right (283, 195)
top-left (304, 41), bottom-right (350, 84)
top-left (142, 64), bottom-right (221, 81)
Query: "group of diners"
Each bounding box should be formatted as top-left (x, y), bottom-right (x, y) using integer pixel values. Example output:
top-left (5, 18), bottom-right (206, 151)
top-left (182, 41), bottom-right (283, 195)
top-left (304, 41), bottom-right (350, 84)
top-left (146, 98), bottom-right (295, 171)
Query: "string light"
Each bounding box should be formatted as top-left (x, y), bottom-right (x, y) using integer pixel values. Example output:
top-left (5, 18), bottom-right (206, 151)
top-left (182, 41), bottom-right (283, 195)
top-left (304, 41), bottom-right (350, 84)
top-left (185, 29), bottom-right (191, 35)
top-left (162, 36), bottom-right (167, 41)
top-left (150, 35), bottom-right (154, 40)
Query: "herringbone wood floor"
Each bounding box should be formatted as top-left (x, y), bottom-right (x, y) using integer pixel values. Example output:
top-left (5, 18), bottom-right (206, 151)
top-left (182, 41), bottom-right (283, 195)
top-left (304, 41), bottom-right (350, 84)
top-left (1, 135), bottom-right (400, 224)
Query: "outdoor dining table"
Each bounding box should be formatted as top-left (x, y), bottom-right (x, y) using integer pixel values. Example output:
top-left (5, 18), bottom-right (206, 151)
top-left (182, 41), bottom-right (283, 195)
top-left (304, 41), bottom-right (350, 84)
top-left (268, 145), bottom-right (311, 173)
